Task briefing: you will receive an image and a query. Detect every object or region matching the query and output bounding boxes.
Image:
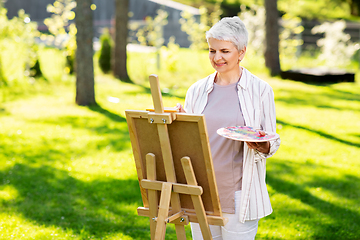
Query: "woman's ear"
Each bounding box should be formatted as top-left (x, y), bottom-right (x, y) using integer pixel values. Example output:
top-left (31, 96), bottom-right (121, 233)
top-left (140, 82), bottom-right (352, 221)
top-left (239, 46), bottom-right (247, 62)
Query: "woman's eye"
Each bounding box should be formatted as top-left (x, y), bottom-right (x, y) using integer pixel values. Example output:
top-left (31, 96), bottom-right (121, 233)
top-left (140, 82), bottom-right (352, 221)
top-left (222, 50), bottom-right (229, 53)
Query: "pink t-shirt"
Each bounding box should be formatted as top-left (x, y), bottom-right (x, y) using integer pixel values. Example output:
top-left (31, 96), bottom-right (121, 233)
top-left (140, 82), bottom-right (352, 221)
top-left (202, 81), bottom-right (245, 213)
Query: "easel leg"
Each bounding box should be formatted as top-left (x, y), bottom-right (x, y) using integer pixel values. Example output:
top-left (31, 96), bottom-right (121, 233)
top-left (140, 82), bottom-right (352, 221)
top-left (146, 153), bottom-right (158, 240)
top-left (181, 157), bottom-right (213, 240)
top-left (155, 182), bottom-right (172, 240)
top-left (148, 75), bottom-right (188, 239)
top-left (171, 193), bottom-right (187, 240)
top-left (146, 153), bottom-right (187, 240)
top-left (174, 224), bottom-right (187, 240)
top-left (157, 119), bottom-right (187, 239)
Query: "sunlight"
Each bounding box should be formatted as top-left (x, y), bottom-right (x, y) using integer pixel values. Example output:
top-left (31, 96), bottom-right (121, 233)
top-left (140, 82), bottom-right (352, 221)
top-left (0, 213), bottom-right (75, 239)
top-left (0, 185), bottom-right (19, 201)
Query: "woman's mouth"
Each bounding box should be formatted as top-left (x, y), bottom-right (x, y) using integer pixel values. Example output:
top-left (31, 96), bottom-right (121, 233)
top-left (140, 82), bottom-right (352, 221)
top-left (215, 62), bottom-right (226, 67)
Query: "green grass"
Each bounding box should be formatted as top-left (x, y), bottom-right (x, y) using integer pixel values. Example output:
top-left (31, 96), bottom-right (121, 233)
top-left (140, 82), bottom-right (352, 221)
top-left (1, 47), bottom-right (360, 239)
top-left (259, 79), bottom-right (360, 239)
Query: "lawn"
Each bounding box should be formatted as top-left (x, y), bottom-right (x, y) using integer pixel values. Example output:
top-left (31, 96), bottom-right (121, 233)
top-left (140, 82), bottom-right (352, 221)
top-left (0, 47), bottom-right (360, 239)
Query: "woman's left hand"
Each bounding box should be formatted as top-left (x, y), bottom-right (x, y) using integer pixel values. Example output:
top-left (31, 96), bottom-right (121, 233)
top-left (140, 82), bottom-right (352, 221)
top-left (246, 131), bottom-right (270, 154)
top-left (175, 103), bottom-right (186, 113)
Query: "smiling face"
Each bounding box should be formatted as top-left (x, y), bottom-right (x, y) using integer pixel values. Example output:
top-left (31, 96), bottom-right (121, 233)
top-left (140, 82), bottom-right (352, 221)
top-left (208, 38), bottom-right (245, 74)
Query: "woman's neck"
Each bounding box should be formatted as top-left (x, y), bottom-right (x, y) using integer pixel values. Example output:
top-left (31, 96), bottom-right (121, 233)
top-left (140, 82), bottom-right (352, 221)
top-left (215, 66), bottom-right (243, 86)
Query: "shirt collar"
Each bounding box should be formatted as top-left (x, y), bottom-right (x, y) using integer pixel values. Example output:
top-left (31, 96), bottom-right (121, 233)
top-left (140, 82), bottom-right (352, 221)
top-left (238, 67), bottom-right (249, 90)
top-left (206, 67), bottom-right (249, 92)
top-left (205, 72), bottom-right (217, 93)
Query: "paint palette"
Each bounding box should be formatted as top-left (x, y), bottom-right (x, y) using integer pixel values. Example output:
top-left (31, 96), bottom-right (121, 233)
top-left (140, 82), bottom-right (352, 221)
top-left (217, 126), bottom-right (279, 142)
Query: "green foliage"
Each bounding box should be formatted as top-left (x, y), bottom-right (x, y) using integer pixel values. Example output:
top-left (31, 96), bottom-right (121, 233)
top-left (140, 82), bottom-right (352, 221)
top-left (129, 9), bottom-right (173, 70)
top-left (0, 7), bottom-right (41, 85)
top-left (130, 9), bottom-right (168, 47)
top-left (277, 0), bottom-right (352, 20)
top-left (238, 4), bottom-right (265, 57)
top-left (220, 0), bottom-right (241, 17)
top-left (279, 14), bottom-right (304, 67)
top-left (0, 46), bottom-right (69, 104)
top-left (126, 48), bottom-right (213, 91)
top-left (30, 59), bottom-right (43, 78)
top-left (43, 0), bottom-right (77, 74)
top-left (174, 0), bottom-right (356, 20)
top-left (238, 5), bottom-right (304, 70)
top-left (179, 0), bottom-right (223, 51)
top-left (65, 53), bottom-right (75, 74)
top-left (160, 36), bottom-right (180, 73)
top-left (0, 53), bottom-right (5, 87)
top-left (98, 29), bottom-right (113, 74)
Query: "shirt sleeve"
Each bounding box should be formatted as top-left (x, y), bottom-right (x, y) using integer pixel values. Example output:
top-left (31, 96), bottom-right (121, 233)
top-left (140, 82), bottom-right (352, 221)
top-left (184, 83), bottom-right (195, 114)
top-left (256, 87), bottom-right (281, 159)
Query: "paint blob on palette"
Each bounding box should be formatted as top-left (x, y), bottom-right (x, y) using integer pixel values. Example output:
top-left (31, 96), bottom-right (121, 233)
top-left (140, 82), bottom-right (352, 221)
top-left (217, 126), bottom-right (279, 142)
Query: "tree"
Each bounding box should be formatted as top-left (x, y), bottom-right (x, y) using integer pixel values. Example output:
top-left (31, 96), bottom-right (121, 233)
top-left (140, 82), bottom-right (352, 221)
top-left (75, 0), bottom-right (96, 105)
top-left (264, 0), bottom-right (281, 76)
top-left (347, 0), bottom-right (360, 16)
top-left (44, 0), bottom-right (77, 75)
top-left (113, 0), bottom-right (131, 82)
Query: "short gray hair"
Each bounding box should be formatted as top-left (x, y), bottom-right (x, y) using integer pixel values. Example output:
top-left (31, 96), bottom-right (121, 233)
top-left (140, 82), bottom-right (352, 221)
top-left (206, 16), bottom-right (248, 51)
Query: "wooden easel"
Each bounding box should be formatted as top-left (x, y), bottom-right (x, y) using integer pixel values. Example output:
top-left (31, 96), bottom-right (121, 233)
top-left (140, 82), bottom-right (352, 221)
top-left (126, 75), bottom-right (225, 240)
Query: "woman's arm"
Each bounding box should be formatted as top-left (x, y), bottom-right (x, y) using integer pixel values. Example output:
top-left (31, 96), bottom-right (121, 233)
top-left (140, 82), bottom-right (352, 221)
top-left (256, 87), bottom-right (281, 158)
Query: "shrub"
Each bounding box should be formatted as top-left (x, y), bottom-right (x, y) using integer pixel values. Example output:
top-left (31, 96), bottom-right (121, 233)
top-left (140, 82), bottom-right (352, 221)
top-left (98, 29), bottom-right (113, 74)
top-left (311, 20), bottom-right (360, 68)
top-left (0, 7), bottom-right (41, 85)
top-left (30, 59), bottom-right (42, 78)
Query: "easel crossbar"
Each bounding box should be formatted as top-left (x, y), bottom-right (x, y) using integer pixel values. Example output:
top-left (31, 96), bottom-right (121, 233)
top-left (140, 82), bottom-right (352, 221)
top-left (141, 179), bottom-right (203, 196)
top-left (137, 207), bottom-right (226, 226)
top-left (165, 211), bottom-right (185, 223)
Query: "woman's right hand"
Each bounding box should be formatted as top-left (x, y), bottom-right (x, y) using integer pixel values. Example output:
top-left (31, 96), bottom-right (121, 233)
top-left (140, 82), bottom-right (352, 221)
top-left (175, 103), bottom-right (186, 113)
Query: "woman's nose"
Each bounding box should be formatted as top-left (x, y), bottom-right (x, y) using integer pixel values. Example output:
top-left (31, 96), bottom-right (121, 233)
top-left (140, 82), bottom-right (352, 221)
top-left (214, 52), bottom-right (222, 61)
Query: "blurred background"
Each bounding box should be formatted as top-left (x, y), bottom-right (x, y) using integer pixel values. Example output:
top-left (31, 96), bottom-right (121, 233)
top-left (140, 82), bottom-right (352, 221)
top-left (0, 0), bottom-right (359, 239)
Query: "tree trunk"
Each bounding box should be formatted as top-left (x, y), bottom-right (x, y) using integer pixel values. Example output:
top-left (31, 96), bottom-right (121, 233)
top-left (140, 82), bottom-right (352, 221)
top-left (113, 0), bottom-right (131, 82)
top-left (264, 0), bottom-right (281, 76)
top-left (75, 0), bottom-right (96, 106)
top-left (350, 1), bottom-right (360, 16)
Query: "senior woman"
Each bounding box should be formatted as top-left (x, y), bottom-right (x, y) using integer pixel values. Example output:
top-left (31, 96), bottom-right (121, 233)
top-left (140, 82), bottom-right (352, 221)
top-left (176, 16), bottom-right (281, 239)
